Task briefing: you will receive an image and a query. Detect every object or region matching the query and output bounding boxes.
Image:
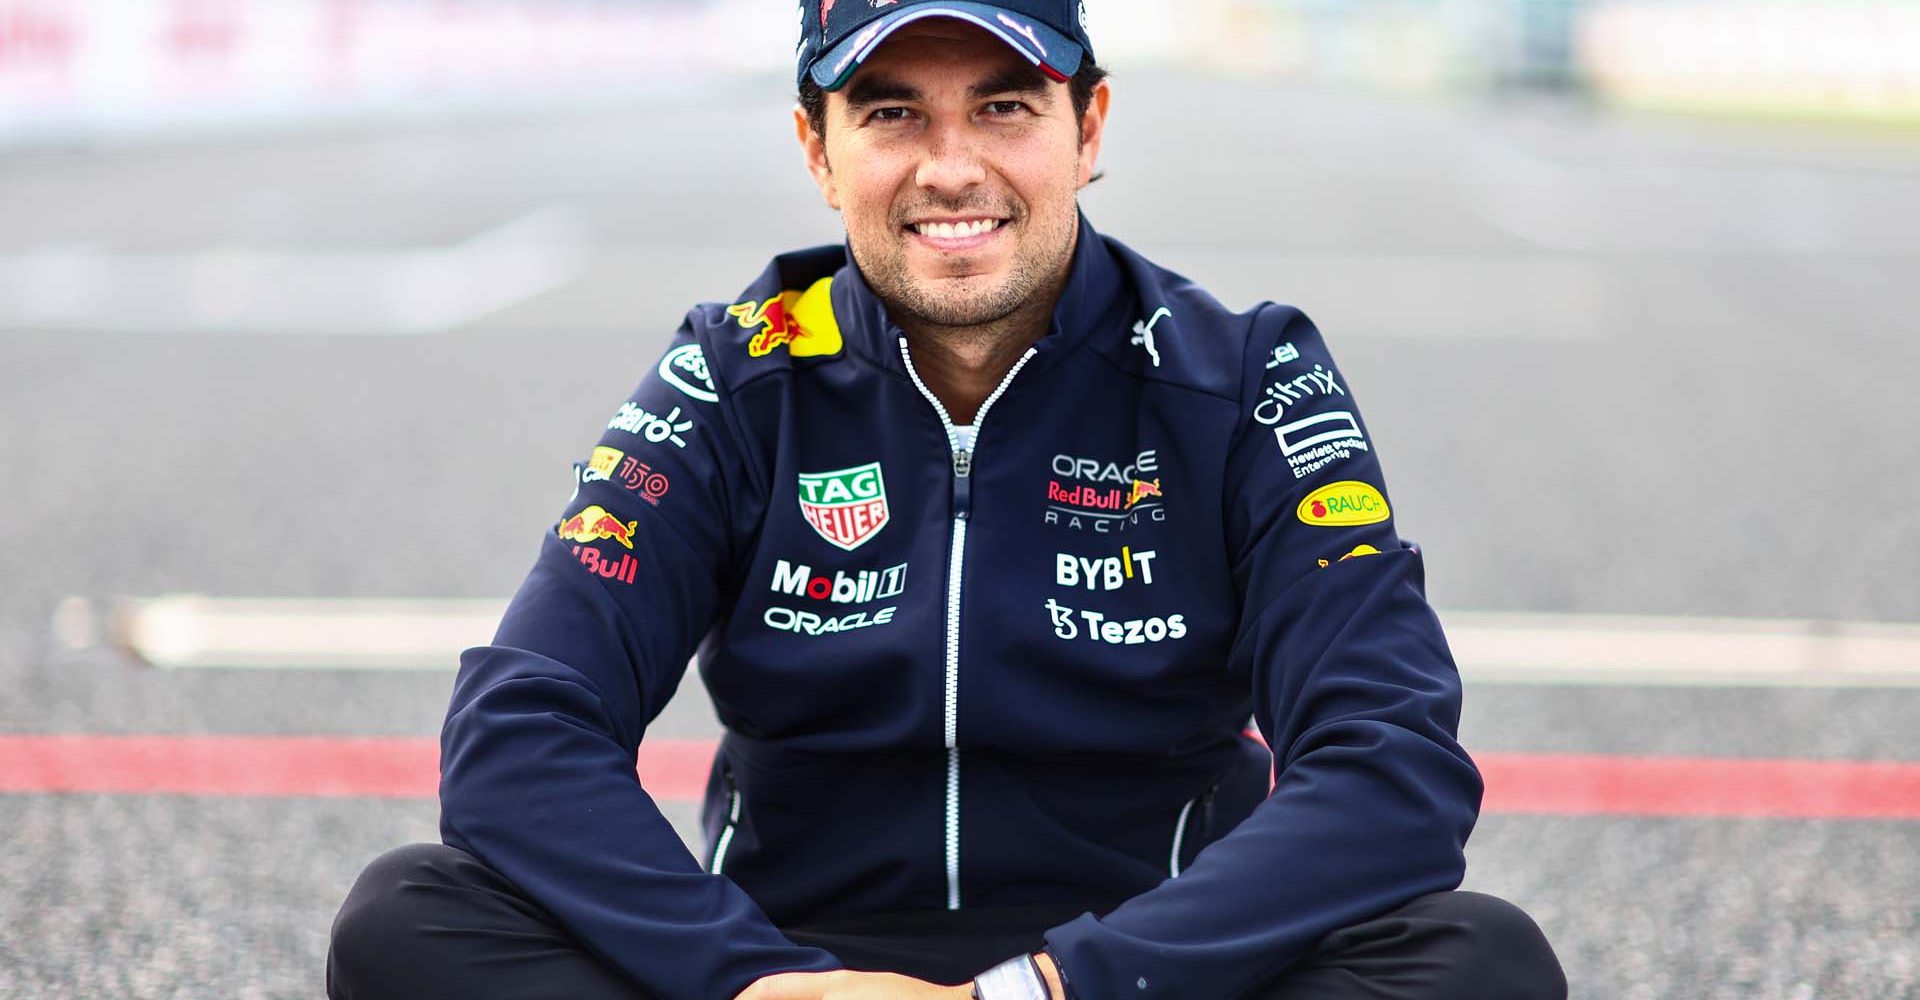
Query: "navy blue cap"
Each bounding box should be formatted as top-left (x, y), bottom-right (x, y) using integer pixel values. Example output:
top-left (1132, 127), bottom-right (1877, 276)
top-left (797, 0), bottom-right (1094, 92)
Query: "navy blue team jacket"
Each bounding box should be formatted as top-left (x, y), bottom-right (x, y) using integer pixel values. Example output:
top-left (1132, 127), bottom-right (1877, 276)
top-left (439, 214), bottom-right (1482, 1000)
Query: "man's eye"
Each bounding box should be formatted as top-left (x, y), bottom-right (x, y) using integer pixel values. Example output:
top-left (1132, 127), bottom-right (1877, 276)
top-left (984, 101), bottom-right (1027, 116)
top-left (869, 107), bottom-right (914, 122)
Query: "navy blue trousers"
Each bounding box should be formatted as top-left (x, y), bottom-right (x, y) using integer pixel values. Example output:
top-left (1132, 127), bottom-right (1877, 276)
top-left (328, 844), bottom-right (1565, 1000)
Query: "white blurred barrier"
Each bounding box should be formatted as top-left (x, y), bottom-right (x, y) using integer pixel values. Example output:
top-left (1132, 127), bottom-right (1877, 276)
top-left (0, 0), bottom-right (1557, 144)
top-left (1579, 1), bottom-right (1920, 121)
top-left (6, 0), bottom-right (1916, 142)
top-left (0, 0), bottom-right (791, 143)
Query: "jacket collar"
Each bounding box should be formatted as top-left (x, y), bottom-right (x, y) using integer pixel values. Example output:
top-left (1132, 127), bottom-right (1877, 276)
top-left (831, 211), bottom-right (1127, 380)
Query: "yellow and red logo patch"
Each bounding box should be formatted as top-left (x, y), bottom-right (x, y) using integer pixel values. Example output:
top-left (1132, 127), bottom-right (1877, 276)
top-left (1297, 481), bottom-right (1390, 527)
top-left (1317, 544), bottom-right (1382, 568)
top-left (557, 504), bottom-right (638, 549)
top-left (730, 276), bottom-right (843, 359)
top-left (1125, 478), bottom-right (1162, 509)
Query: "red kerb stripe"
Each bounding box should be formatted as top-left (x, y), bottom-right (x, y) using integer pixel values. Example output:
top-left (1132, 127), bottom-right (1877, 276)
top-left (0, 734), bottom-right (711, 800)
top-left (2, 735), bottom-right (1918, 819)
top-left (1477, 752), bottom-right (1920, 819)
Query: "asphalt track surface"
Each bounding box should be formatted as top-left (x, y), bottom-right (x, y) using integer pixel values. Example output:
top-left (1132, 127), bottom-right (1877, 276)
top-left (3, 73), bottom-right (1919, 999)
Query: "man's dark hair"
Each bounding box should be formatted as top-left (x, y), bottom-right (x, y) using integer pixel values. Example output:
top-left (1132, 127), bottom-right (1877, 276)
top-left (799, 59), bottom-right (1110, 148)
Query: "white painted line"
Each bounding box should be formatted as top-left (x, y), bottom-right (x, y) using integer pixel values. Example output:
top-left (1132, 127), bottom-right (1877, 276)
top-left (68, 597), bottom-right (1920, 683)
top-left (1446, 611), bottom-right (1920, 687)
top-left (1143, 250), bottom-right (1609, 341)
top-left (90, 595), bottom-right (508, 670)
top-left (0, 206), bottom-right (587, 335)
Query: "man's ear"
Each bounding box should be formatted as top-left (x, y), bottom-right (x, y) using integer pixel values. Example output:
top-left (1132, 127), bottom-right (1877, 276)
top-left (794, 105), bottom-right (841, 211)
top-left (1075, 79), bottom-right (1112, 189)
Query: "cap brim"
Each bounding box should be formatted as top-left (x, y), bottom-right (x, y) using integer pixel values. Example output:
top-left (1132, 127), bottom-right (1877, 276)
top-left (811, 2), bottom-right (1084, 91)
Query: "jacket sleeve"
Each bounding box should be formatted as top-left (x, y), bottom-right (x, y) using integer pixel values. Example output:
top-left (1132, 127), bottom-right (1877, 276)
top-left (1044, 306), bottom-right (1482, 1000)
top-left (438, 323), bottom-right (841, 1000)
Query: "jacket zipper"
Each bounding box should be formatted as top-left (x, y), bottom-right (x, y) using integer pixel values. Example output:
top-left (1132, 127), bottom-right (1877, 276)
top-left (898, 337), bottom-right (1038, 910)
top-left (1169, 788), bottom-right (1216, 878)
top-left (709, 782), bottom-right (742, 876)
top-left (1168, 795), bottom-right (1199, 878)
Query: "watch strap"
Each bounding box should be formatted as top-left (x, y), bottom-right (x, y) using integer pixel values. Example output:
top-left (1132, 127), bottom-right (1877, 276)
top-left (972, 954), bottom-right (1050, 1000)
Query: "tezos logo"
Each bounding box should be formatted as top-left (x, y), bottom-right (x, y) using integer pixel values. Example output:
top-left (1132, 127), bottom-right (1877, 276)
top-left (658, 343), bottom-right (718, 404)
top-left (1297, 481), bottom-right (1390, 527)
top-left (1045, 599), bottom-right (1186, 645)
top-left (797, 461), bottom-right (890, 551)
top-left (772, 559), bottom-right (907, 604)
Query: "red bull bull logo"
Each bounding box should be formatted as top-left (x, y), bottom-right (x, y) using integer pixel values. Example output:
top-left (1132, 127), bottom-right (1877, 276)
top-left (728, 277), bottom-right (843, 359)
top-left (556, 504), bottom-right (638, 550)
top-left (1125, 478), bottom-right (1162, 509)
top-left (730, 297), bottom-right (803, 357)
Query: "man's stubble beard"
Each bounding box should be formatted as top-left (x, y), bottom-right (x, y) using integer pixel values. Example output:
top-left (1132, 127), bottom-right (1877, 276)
top-left (850, 198), bottom-right (1079, 337)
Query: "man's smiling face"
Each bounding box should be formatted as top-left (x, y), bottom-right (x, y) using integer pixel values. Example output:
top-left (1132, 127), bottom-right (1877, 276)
top-left (798, 19), bottom-right (1107, 329)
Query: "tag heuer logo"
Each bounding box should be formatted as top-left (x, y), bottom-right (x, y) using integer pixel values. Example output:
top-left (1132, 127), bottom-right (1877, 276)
top-left (797, 461), bottom-right (889, 551)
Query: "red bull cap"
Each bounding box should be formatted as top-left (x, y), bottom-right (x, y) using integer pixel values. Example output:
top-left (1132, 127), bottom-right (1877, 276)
top-left (798, 0), bottom-right (1093, 91)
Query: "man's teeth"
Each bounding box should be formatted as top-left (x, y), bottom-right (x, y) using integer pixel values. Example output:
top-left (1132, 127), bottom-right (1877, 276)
top-left (915, 219), bottom-right (1002, 238)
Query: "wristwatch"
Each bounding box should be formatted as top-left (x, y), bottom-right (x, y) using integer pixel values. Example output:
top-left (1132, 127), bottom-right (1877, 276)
top-left (971, 954), bottom-right (1051, 1000)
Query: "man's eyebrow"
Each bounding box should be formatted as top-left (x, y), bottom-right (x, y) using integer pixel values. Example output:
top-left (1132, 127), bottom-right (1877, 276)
top-left (843, 75), bottom-right (922, 109)
top-left (840, 65), bottom-right (1055, 112)
top-left (968, 66), bottom-right (1053, 102)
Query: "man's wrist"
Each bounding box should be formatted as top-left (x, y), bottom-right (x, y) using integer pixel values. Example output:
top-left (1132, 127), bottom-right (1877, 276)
top-left (1032, 950), bottom-right (1067, 1000)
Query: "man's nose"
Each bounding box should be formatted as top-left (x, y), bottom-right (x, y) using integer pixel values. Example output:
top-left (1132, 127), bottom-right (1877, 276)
top-left (913, 122), bottom-right (987, 195)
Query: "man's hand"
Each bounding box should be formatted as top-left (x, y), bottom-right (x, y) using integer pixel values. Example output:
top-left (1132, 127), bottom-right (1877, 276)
top-left (735, 970), bottom-right (972, 1000)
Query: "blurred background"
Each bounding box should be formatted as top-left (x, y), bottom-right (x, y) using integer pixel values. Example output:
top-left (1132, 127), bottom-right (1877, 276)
top-left (3, 1), bottom-right (1918, 997)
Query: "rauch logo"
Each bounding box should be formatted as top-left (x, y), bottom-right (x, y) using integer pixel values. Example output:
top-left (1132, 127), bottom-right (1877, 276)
top-left (1296, 481), bottom-right (1390, 527)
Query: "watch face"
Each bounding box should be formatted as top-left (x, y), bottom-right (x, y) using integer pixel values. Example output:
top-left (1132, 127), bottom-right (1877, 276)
top-left (975, 956), bottom-right (1048, 1000)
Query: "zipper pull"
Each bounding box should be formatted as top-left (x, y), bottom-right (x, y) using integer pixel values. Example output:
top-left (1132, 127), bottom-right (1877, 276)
top-left (952, 447), bottom-right (973, 517)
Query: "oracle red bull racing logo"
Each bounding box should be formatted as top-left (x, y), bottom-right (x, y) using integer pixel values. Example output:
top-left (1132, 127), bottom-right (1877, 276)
top-left (1046, 478), bottom-right (1162, 512)
top-left (797, 461), bottom-right (889, 551)
top-left (1045, 449), bottom-right (1166, 533)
